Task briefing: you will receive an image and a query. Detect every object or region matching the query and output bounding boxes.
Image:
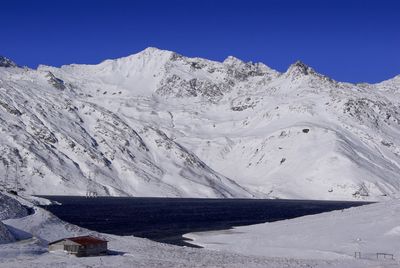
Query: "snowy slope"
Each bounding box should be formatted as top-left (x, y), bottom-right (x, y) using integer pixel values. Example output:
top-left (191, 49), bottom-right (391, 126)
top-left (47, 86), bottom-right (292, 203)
top-left (185, 200), bottom-right (400, 263)
top-left (0, 193), bottom-right (29, 220)
top-left (0, 222), bottom-right (14, 244)
top-left (0, 192), bottom-right (30, 244)
top-left (1, 48), bottom-right (400, 200)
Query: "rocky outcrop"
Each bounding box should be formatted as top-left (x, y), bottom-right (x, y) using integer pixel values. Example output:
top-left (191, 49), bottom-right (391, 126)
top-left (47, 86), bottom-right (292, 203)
top-left (0, 56), bottom-right (17, 68)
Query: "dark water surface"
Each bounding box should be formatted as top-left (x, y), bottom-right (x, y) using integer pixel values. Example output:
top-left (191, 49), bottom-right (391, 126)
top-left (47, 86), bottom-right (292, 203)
top-left (38, 196), bottom-right (369, 247)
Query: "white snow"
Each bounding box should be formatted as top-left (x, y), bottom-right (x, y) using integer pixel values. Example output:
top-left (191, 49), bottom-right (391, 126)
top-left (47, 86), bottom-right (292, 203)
top-left (185, 200), bottom-right (400, 265)
top-left (0, 47), bottom-right (400, 200)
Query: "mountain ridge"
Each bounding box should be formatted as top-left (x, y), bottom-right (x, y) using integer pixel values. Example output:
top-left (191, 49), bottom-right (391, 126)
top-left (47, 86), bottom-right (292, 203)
top-left (0, 48), bottom-right (399, 200)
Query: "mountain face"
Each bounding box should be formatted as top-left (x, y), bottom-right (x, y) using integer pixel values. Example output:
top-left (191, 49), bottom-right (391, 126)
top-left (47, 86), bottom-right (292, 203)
top-left (0, 47), bottom-right (399, 200)
top-left (0, 192), bottom-right (29, 244)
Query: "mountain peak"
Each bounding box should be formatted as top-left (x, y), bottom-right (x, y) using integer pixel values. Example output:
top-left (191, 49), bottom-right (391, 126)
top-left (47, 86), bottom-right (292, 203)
top-left (286, 60), bottom-right (314, 76)
top-left (104, 47), bottom-right (179, 67)
top-left (0, 56), bottom-right (17, 68)
top-left (223, 56), bottom-right (244, 66)
top-left (139, 46), bottom-right (170, 55)
top-left (284, 60), bottom-right (336, 84)
top-left (134, 47), bottom-right (176, 58)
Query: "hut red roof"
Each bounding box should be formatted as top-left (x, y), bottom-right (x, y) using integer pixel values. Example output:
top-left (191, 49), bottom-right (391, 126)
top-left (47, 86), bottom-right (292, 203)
top-left (49, 236), bottom-right (108, 246)
top-left (68, 236), bottom-right (108, 246)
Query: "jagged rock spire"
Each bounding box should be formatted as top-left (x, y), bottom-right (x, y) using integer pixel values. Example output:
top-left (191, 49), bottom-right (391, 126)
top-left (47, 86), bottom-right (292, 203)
top-left (286, 60), bottom-right (315, 76)
top-left (0, 56), bottom-right (17, 68)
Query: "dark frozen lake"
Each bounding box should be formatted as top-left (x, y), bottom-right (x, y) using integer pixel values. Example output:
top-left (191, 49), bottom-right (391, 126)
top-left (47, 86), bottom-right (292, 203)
top-left (38, 196), bottom-right (369, 247)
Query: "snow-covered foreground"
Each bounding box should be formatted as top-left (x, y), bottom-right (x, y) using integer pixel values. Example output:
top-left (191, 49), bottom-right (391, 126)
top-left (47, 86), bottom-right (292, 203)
top-left (0, 192), bottom-right (398, 268)
top-left (0, 236), bottom-right (376, 268)
top-left (185, 200), bottom-right (400, 266)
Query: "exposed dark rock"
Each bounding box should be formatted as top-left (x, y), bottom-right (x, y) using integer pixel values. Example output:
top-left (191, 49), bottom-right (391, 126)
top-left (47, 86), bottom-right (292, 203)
top-left (381, 141), bottom-right (392, 147)
top-left (157, 75), bottom-right (226, 101)
top-left (0, 56), bottom-right (17, 68)
top-left (289, 61), bottom-right (313, 76)
top-left (45, 72), bottom-right (66, 90)
top-left (0, 100), bottom-right (22, 116)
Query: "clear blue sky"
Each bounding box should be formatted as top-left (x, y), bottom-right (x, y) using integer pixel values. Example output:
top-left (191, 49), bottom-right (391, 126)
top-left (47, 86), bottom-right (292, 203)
top-left (1, 0), bottom-right (399, 83)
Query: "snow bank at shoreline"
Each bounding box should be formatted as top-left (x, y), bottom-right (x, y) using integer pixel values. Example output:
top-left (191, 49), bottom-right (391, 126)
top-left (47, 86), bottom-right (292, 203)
top-left (185, 200), bottom-right (400, 264)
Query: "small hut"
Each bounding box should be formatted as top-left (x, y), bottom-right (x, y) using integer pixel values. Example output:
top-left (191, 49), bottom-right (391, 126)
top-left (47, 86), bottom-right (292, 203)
top-left (48, 235), bottom-right (108, 257)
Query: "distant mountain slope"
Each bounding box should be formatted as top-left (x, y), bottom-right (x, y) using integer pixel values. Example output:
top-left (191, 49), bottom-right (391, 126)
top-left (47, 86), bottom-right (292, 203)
top-left (0, 48), bottom-right (399, 200)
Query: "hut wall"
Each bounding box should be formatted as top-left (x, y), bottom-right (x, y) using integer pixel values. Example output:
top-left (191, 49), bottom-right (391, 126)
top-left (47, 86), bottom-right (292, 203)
top-left (49, 239), bottom-right (107, 256)
top-left (81, 242), bottom-right (107, 256)
top-left (48, 243), bottom-right (64, 251)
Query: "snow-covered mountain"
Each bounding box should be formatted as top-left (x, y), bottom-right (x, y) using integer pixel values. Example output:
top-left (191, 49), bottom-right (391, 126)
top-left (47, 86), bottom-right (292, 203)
top-left (0, 47), bottom-right (399, 200)
top-left (0, 192), bottom-right (29, 244)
